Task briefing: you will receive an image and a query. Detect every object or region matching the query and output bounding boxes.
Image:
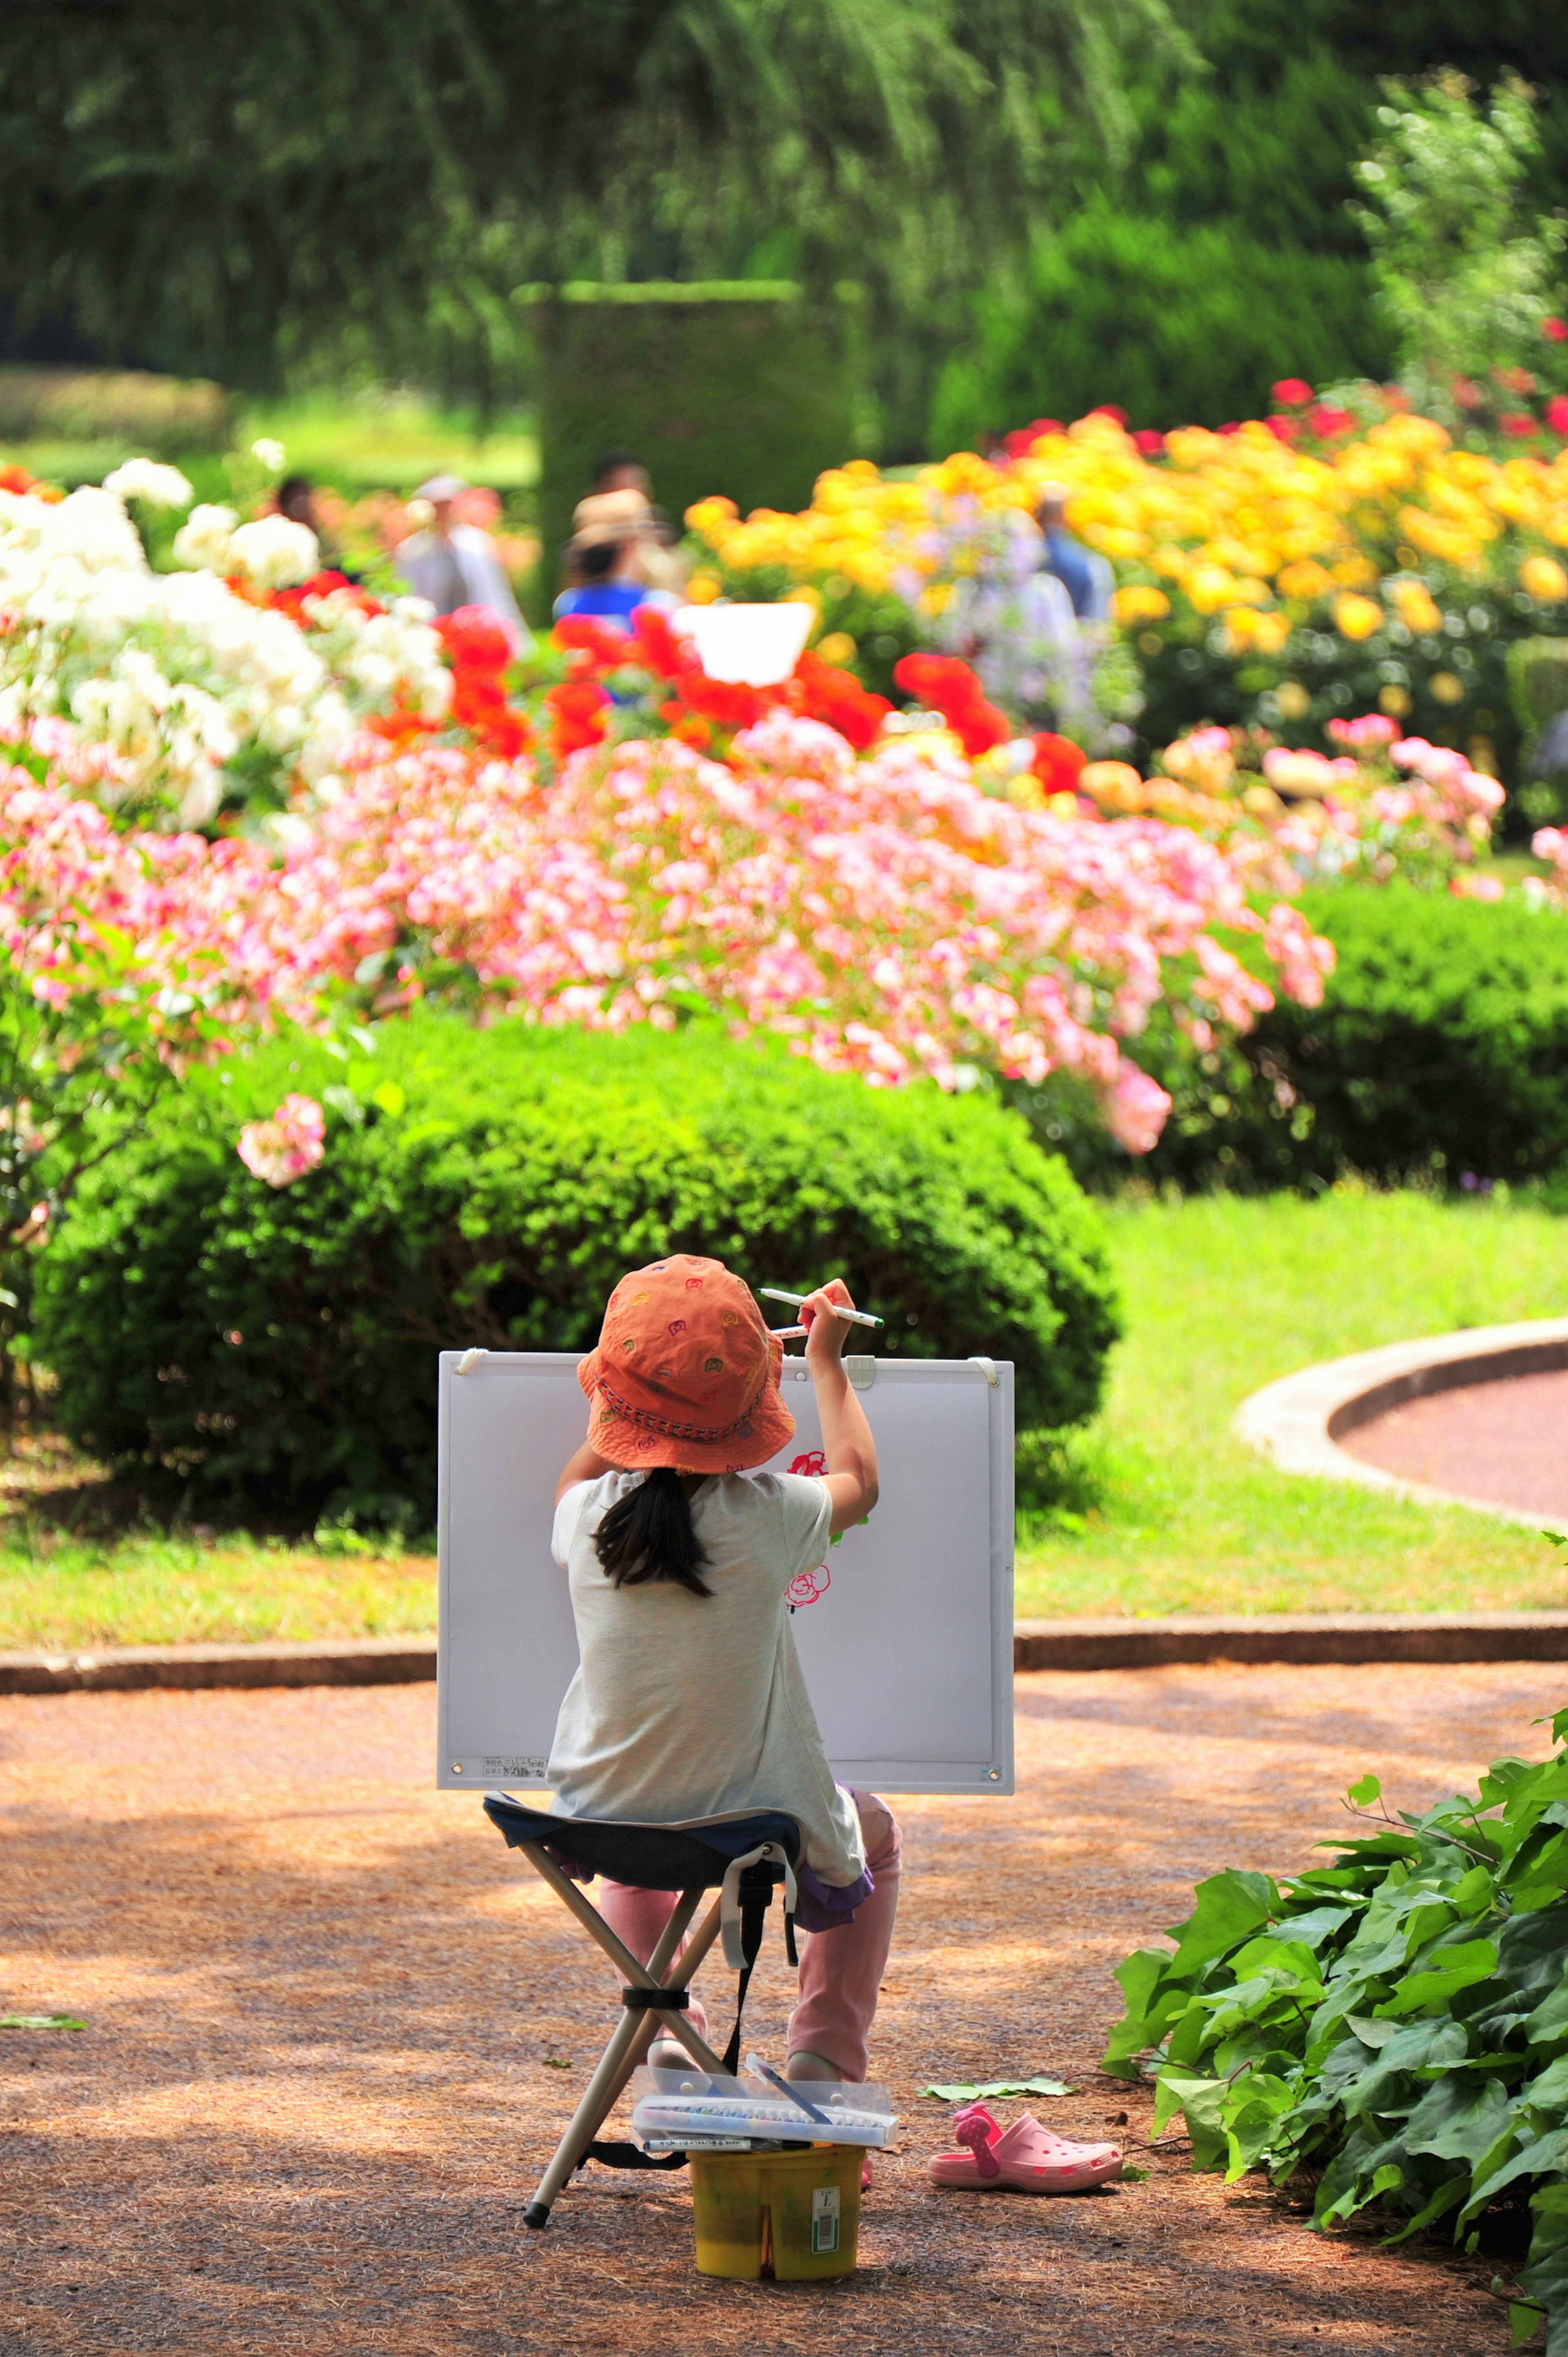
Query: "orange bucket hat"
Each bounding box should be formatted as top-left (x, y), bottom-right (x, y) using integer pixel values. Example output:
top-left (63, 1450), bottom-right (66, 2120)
top-left (577, 1254), bottom-right (795, 1475)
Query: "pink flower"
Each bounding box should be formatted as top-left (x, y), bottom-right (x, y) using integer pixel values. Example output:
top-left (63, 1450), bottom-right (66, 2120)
top-left (236, 1094), bottom-right (326, 1187)
top-left (1131, 429), bottom-right (1166, 457)
top-left (1272, 379), bottom-right (1313, 407)
top-left (1548, 396), bottom-right (1568, 435)
top-left (1104, 1064), bottom-right (1173, 1156)
top-left (1501, 412), bottom-right (1539, 438)
top-left (1543, 318), bottom-right (1568, 344)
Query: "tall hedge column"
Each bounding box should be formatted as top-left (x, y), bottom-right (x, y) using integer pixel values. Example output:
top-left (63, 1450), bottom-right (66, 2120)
top-left (525, 281), bottom-right (865, 613)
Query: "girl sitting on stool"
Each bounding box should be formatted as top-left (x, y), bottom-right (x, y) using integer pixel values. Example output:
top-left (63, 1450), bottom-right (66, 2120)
top-left (549, 1254), bottom-right (898, 2087)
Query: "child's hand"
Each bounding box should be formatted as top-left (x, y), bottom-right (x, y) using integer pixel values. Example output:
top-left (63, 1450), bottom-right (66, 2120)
top-left (801, 1279), bottom-right (855, 1370)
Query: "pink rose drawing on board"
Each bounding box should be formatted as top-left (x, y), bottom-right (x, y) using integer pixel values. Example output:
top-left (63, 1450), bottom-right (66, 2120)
top-left (786, 1563), bottom-right (831, 1611)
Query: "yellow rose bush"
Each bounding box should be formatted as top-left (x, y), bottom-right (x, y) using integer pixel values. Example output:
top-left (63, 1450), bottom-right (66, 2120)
top-left (686, 403), bottom-right (1568, 785)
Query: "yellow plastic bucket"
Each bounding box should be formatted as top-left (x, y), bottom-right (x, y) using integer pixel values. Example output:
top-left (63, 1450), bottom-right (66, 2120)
top-left (689, 2145), bottom-right (863, 2280)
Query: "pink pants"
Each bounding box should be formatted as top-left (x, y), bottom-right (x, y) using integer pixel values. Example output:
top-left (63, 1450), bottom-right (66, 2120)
top-left (598, 1791), bottom-right (900, 2085)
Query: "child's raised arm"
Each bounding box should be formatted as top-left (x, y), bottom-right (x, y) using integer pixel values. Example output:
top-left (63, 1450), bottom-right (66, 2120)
top-left (555, 1439), bottom-right (616, 1506)
top-left (800, 1279), bottom-right (880, 1535)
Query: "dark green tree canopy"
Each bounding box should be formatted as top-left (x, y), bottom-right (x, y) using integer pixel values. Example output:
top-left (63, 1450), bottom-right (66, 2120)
top-left (0, 0), bottom-right (1185, 392)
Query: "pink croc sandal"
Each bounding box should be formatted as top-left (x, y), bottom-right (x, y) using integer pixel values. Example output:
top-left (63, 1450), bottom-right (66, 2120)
top-left (928, 2105), bottom-right (1122, 2194)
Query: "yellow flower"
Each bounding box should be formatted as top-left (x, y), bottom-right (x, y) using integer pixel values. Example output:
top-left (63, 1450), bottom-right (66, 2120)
top-left (1521, 554), bottom-right (1568, 601)
top-left (1331, 554), bottom-right (1379, 589)
top-left (816, 631), bottom-right (858, 665)
top-left (1111, 585), bottom-right (1171, 625)
top-left (1333, 594), bottom-right (1383, 643)
top-left (1378, 684), bottom-right (1413, 716)
top-left (1390, 578), bottom-right (1442, 635)
top-left (1276, 560), bottom-right (1334, 604)
top-left (1431, 672), bottom-right (1466, 704)
top-left (1187, 564), bottom-right (1239, 614)
top-left (685, 573), bottom-right (722, 605)
top-left (1274, 681), bottom-right (1312, 720)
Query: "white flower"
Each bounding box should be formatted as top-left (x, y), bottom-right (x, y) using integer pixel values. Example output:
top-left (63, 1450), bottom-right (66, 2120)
top-left (171, 504), bottom-right (239, 573)
top-left (250, 438), bottom-right (287, 473)
top-left (226, 516), bottom-right (318, 590)
top-left (102, 459), bottom-right (194, 510)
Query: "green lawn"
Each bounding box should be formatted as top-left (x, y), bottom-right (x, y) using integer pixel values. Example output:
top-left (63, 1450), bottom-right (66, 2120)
top-left (1017, 1188), bottom-right (1568, 1620)
top-left (0, 1187), bottom-right (1563, 1649)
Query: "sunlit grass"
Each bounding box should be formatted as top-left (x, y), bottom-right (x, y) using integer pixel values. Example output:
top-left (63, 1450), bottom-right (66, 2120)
top-left (1016, 1188), bottom-right (1568, 1621)
top-left (240, 392), bottom-right (538, 492)
top-left (0, 1523), bottom-right (436, 1652)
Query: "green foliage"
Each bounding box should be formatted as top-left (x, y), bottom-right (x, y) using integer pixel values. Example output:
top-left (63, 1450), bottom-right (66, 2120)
top-left (1512, 639), bottom-right (1568, 824)
top-left (0, 367), bottom-right (231, 456)
top-left (0, 0), bottom-right (1183, 412)
top-left (932, 201), bottom-right (1392, 441)
top-left (531, 286), bottom-right (861, 606)
top-left (1105, 1719), bottom-right (1568, 2344)
top-left (1352, 73), bottom-right (1566, 417)
top-left (32, 1016), bottom-right (1119, 1528)
top-left (1127, 886), bottom-right (1568, 1194)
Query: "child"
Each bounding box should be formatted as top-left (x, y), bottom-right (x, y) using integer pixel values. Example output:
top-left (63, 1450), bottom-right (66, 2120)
top-left (548, 1252), bottom-right (899, 2085)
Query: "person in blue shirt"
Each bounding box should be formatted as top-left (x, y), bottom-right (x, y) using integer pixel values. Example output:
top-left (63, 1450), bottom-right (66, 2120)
top-left (554, 491), bottom-right (680, 623)
top-left (1035, 484), bottom-right (1098, 620)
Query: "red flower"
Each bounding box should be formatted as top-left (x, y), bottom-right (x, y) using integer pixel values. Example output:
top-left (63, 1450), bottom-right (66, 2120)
top-left (553, 615), bottom-right (634, 674)
top-left (1496, 366), bottom-right (1537, 395)
top-left (1031, 732), bottom-right (1088, 797)
top-left (437, 606), bottom-right (514, 674)
top-left (1027, 418), bottom-right (1064, 439)
top-left (1271, 379), bottom-right (1313, 408)
top-left (1264, 415), bottom-right (1301, 445)
top-left (630, 606), bottom-right (685, 681)
top-left (892, 653), bottom-right (1010, 757)
top-left (1306, 403), bottom-right (1355, 438)
top-left (1003, 428), bottom-right (1038, 459)
top-left (787, 650), bottom-right (891, 751)
top-left (1501, 412), bottom-right (1539, 438)
top-left (543, 679), bottom-right (611, 758)
top-left (1215, 422), bottom-right (1242, 438)
top-left (1089, 405), bottom-right (1129, 426)
top-left (1451, 376), bottom-right (1484, 411)
top-left (1543, 317), bottom-right (1568, 344)
top-left (1131, 428), bottom-right (1166, 456)
top-left (1547, 395), bottom-right (1568, 435)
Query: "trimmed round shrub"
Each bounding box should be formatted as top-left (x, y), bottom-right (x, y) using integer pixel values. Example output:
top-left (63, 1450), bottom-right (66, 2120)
top-left (34, 1015), bottom-right (1120, 1527)
top-left (1132, 885), bottom-right (1568, 1191)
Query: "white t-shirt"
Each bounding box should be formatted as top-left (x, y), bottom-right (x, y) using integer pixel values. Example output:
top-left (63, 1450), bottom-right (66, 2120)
top-left (547, 1470), bottom-right (866, 1886)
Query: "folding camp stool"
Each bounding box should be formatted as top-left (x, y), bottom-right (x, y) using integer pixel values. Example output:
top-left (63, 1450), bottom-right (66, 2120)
top-left (483, 1792), bottom-right (803, 2229)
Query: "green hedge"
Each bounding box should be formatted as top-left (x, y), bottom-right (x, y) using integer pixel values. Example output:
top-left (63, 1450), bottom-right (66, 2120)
top-left (33, 1016), bottom-right (1118, 1528)
top-left (0, 365), bottom-right (232, 456)
top-left (1132, 886), bottom-right (1568, 1192)
top-left (528, 283), bottom-right (864, 609)
top-left (931, 203), bottom-right (1392, 444)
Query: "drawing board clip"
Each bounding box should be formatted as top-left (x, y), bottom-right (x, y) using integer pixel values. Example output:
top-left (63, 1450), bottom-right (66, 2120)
top-left (457, 1348), bottom-right (488, 1375)
top-left (968, 1356), bottom-right (999, 1387)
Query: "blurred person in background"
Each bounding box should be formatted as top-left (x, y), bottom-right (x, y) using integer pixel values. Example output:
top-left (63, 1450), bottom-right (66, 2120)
top-left (1035, 484), bottom-right (1109, 622)
top-left (554, 490), bottom-right (682, 623)
top-left (395, 473), bottom-right (530, 651)
top-left (276, 475), bottom-right (353, 576)
top-left (579, 449), bottom-right (690, 599)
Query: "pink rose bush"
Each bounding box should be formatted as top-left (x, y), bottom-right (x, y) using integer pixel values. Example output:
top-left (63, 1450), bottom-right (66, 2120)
top-left (1081, 713), bottom-right (1504, 892)
top-left (0, 702), bottom-right (1338, 1157)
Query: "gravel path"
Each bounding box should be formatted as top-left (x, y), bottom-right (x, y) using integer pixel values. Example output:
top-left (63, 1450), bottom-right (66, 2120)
top-left (1, 1665), bottom-right (1555, 2355)
top-left (1341, 1366), bottom-right (1568, 1520)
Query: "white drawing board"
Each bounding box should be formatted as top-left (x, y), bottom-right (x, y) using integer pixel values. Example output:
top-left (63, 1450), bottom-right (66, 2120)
top-left (437, 1351), bottom-right (1014, 1796)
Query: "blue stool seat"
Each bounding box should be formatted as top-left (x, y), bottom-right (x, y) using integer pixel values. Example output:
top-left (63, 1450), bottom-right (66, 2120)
top-left (481, 1794), bottom-right (802, 1891)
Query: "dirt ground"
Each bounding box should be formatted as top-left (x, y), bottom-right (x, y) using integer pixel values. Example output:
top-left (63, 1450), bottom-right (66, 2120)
top-left (1, 1664), bottom-right (1555, 2357)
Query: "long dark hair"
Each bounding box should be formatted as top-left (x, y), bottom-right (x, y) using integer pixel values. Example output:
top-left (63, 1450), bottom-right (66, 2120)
top-left (594, 1468), bottom-right (711, 1598)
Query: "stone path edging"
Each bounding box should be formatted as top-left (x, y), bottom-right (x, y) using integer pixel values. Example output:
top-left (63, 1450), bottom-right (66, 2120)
top-left (1233, 1314), bottom-right (1568, 1524)
top-left (9, 1613), bottom-right (1568, 1694)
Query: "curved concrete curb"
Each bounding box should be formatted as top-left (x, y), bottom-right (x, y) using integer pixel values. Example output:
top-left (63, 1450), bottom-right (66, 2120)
top-left (1234, 1315), bottom-right (1568, 1526)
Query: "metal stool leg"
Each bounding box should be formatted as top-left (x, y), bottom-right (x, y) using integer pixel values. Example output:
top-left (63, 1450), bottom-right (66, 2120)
top-left (518, 1855), bottom-right (728, 2227)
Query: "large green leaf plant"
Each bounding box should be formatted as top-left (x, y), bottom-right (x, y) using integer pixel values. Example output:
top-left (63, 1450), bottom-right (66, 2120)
top-left (1105, 1708), bottom-right (1568, 2350)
